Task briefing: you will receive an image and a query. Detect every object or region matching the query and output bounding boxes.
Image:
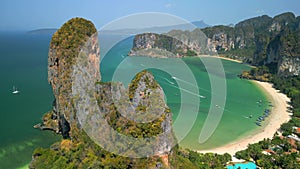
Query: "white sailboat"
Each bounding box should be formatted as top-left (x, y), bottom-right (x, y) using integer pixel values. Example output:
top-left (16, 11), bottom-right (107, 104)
top-left (12, 86), bottom-right (20, 94)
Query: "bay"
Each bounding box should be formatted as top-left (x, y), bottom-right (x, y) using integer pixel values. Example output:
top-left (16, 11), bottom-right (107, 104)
top-left (0, 33), bottom-right (268, 168)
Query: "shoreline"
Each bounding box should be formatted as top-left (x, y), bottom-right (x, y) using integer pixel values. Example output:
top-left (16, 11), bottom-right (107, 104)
top-left (198, 55), bottom-right (256, 68)
top-left (197, 81), bottom-right (291, 156)
top-left (197, 55), bottom-right (243, 63)
top-left (216, 56), bottom-right (243, 63)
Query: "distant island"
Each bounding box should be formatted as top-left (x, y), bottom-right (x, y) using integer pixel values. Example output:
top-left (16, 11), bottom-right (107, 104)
top-left (100, 20), bottom-right (210, 35)
top-left (27, 28), bottom-right (58, 35)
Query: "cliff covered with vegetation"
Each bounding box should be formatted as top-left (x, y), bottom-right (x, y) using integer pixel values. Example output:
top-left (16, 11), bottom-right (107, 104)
top-left (129, 33), bottom-right (197, 58)
top-left (232, 13), bottom-right (300, 168)
top-left (204, 12), bottom-right (300, 76)
top-left (31, 17), bottom-right (233, 169)
top-left (46, 17), bottom-right (99, 139)
top-left (131, 12), bottom-right (300, 76)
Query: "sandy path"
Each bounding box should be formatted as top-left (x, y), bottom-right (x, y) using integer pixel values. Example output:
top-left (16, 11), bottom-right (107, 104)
top-left (197, 81), bottom-right (291, 156)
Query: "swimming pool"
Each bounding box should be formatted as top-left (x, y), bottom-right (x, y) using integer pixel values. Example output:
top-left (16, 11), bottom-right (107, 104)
top-left (227, 162), bottom-right (257, 169)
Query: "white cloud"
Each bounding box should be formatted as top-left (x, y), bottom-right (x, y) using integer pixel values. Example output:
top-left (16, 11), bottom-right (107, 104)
top-left (254, 9), bottom-right (265, 14)
top-left (165, 3), bottom-right (175, 8)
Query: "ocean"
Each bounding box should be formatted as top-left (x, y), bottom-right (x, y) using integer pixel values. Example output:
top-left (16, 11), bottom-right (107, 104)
top-left (0, 32), bottom-right (61, 169)
top-left (0, 32), bottom-right (268, 168)
top-left (100, 35), bottom-right (269, 150)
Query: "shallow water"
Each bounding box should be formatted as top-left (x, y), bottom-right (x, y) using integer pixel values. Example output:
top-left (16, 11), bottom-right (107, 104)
top-left (100, 35), bottom-right (269, 150)
top-left (0, 33), bottom-right (268, 168)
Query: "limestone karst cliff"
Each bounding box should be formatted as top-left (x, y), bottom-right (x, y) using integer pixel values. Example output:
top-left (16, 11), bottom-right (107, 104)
top-left (129, 33), bottom-right (197, 58)
top-left (46, 17), bottom-right (175, 157)
top-left (93, 70), bottom-right (175, 157)
top-left (47, 17), bottom-right (99, 138)
top-left (130, 12), bottom-right (300, 76)
top-left (31, 18), bottom-right (190, 169)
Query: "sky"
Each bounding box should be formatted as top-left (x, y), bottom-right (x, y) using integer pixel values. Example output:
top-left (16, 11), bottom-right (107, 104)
top-left (1, 0), bottom-right (300, 31)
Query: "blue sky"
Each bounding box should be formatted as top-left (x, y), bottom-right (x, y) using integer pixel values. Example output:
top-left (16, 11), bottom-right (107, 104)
top-left (1, 0), bottom-right (300, 30)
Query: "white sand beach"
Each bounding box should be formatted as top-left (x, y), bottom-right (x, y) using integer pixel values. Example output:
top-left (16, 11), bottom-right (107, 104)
top-left (197, 81), bottom-right (291, 156)
top-left (198, 55), bottom-right (243, 63)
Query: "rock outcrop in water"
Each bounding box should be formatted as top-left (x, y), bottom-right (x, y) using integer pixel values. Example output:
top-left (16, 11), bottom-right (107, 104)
top-left (46, 17), bottom-right (175, 157)
top-left (130, 12), bottom-right (300, 76)
top-left (31, 17), bottom-right (186, 168)
top-left (93, 71), bottom-right (175, 157)
top-left (46, 17), bottom-right (99, 139)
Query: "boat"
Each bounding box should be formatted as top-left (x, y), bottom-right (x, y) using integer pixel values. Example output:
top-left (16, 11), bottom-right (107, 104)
top-left (256, 122), bottom-right (261, 126)
top-left (259, 116), bottom-right (264, 121)
top-left (12, 86), bottom-right (20, 94)
top-left (199, 95), bottom-right (206, 99)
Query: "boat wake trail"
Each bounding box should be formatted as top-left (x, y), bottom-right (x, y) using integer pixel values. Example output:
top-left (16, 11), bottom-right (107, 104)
top-left (161, 77), bottom-right (175, 85)
top-left (172, 76), bottom-right (212, 95)
top-left (172, 76), bottom-right (197, 88)
top-left (160, 80), bottom-right (206, 99)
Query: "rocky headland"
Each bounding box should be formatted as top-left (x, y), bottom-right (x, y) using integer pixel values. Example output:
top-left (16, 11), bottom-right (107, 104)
top-left (30, 17), bottom-right (193, 169)
top-left (128, 33), bottom-right (197, 58)
top-left (130, 12), bottom-right (300, 76)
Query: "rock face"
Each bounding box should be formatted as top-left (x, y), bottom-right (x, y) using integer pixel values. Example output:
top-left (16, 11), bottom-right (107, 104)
top-left (278, 56), bottom-right (300, 76)
top-left (93, 71), bottom-right (175, 157)
top-left (204, 12), bottom-right (300, 76)
top-left (129, 33), bottom-right (197, 58)
top-left (127, 71), bottom-right (175, 156)
top-left (36, 17), bottom-right (175, 167)
top-left (47, 17), bottom-right (99, 138)
top-left (130, 12), bottom-right (300, 76)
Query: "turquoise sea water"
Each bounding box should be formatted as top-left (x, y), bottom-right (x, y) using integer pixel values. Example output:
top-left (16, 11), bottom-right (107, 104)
top-left (100, 35), bottom-right (269, 150)
top-left (0, 33), bottom-right (61, 169)
top-left (0, 33), bottom-right (268, 168)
